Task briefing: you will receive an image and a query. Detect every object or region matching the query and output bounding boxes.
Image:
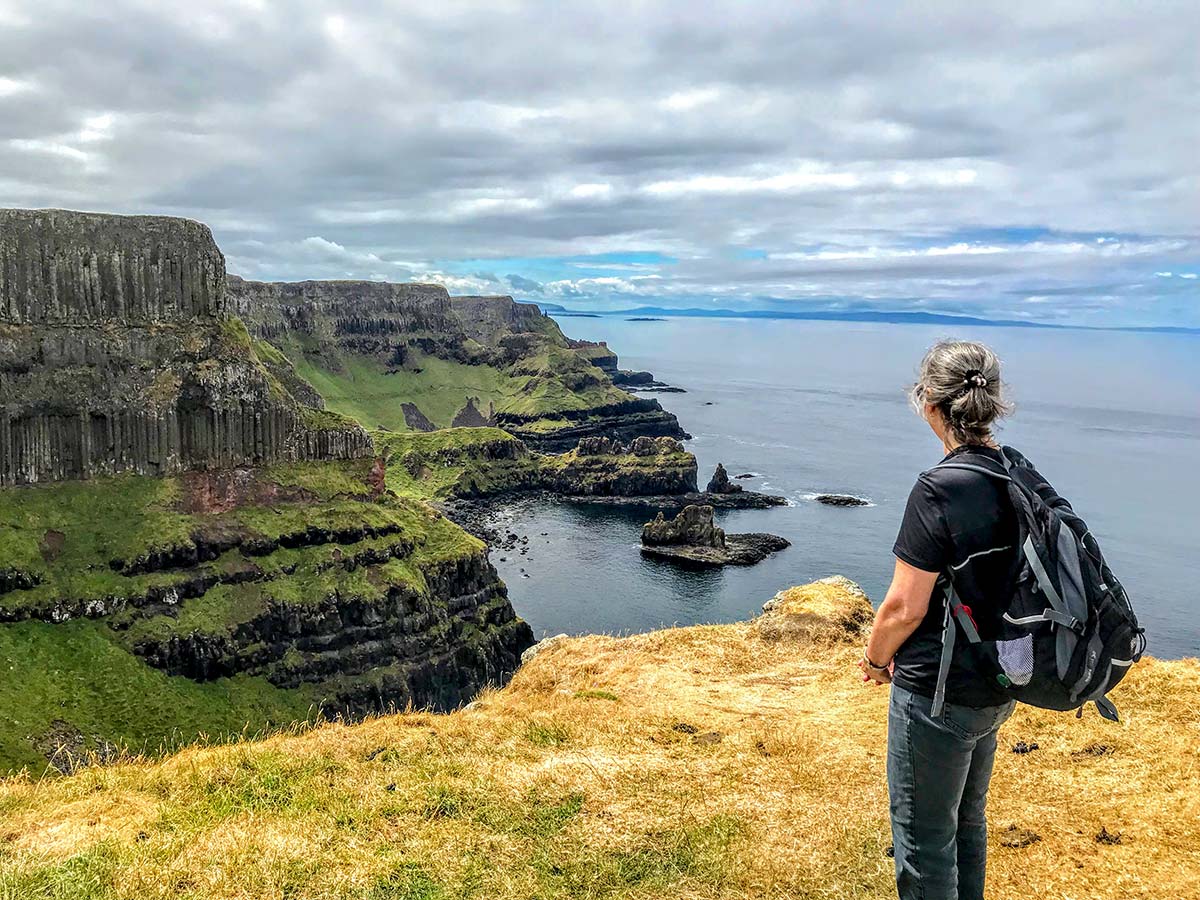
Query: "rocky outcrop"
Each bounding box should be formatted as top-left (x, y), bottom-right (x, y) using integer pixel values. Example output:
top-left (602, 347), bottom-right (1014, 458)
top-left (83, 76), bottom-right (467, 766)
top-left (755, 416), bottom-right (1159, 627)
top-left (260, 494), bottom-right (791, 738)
top-left (0, 209), bottom-right (371, 486)
top-left (642, 504), bottom-right (726, 549)
top-left (547, 436), bottom-right (697, 497)
top-left (814, 493), bottom-right (871, 507)
top-left (500, 397), bottom-right (689, 452)
top-left (566, 338), bottom-right (618, 372)
top-left (640, 504), bottom-right (790, 566)
top-left (379, 429), bottom-right (698, 501)
top-left (451, 397), bottom-right (495, 428)
top-left (402, 403), bottom-right (436, 432)
top-left (706, 463), bottom-right (743, 494)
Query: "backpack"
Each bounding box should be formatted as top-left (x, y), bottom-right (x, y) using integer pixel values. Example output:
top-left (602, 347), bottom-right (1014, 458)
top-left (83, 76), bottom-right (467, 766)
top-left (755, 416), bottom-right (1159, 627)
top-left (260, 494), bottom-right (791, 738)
top-left (928, 446), bottom-right (1146, 722)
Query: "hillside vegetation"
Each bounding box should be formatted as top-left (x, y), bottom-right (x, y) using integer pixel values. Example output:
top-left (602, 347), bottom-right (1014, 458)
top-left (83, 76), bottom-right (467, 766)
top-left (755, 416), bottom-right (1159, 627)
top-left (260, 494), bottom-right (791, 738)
top-left (0, 459), bottom-right (527, 774)
top-left (375, 428), bottom-right (697, 501)
top-left (1, 578), bottom-right (1193, 899)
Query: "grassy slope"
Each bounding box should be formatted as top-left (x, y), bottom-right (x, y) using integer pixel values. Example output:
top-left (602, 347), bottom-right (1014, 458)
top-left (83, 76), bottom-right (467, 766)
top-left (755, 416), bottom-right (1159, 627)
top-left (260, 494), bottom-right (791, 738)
top-left (0, 622), bottom-right (320, 773)
top-left (0, 578), bottom-right (1193, 899)
top-left (375, 427), bottom-right (696, 502)
top-left (0, 461), bottom-right (485, 773)
top-left (289, 348), bottom-right (630, 434)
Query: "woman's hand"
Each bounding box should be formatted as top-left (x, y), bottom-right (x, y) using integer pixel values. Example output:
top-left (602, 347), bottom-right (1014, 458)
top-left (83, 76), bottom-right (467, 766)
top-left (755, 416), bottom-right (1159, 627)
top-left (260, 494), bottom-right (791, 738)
top-left (858, 652), bottom-right (894, 686)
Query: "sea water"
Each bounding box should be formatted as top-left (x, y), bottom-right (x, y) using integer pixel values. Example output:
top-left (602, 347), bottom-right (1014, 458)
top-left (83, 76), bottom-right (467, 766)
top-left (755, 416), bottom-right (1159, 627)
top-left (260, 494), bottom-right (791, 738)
top-left (490, 317), bottom-right (1200, 659)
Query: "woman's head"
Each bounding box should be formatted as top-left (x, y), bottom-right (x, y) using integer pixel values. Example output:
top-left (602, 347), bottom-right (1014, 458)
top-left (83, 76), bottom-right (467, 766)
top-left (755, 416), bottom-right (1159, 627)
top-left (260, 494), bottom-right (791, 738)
top-left (909, 340), bottom-right (1012, 447)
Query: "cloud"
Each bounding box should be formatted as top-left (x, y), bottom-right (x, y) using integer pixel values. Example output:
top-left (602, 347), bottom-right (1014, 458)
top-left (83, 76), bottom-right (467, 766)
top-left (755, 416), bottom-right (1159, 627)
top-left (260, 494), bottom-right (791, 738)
top-left (506, 274), bottom-right (544, 294)
top-left (0, 1), bottom-right (1196, 326)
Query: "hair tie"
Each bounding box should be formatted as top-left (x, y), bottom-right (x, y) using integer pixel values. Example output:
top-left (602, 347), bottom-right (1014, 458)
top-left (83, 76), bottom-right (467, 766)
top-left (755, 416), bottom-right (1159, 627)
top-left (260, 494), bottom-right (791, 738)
top-left (963, 370), bottom-right (988, 388)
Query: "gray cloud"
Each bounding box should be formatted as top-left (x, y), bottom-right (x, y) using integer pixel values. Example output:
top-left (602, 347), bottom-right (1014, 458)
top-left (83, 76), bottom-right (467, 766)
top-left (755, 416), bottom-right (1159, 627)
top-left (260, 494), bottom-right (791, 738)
top-left (0, 0), bottom-right (1197, 325)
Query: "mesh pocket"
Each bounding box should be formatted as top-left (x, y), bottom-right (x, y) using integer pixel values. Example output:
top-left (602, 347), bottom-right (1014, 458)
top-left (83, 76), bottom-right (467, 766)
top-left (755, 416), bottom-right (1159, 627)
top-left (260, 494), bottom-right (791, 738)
top-left (997, 634), bottom-right (1034, 686)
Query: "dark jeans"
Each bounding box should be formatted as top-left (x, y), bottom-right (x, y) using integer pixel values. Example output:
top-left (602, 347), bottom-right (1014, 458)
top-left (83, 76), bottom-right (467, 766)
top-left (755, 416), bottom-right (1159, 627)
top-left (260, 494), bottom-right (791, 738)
top-left (887, 684), bottom-right (1015, 900)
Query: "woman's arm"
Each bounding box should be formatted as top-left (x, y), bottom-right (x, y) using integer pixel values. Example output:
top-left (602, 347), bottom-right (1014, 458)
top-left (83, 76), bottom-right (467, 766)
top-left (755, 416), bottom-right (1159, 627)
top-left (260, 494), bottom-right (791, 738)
top-left (859, 558), bottom-right (939, 684)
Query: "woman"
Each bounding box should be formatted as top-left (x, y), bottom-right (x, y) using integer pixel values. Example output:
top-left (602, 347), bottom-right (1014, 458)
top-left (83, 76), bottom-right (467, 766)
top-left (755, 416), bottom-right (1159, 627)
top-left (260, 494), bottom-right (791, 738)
top-left (860, 339), bottom-right (1032, 900)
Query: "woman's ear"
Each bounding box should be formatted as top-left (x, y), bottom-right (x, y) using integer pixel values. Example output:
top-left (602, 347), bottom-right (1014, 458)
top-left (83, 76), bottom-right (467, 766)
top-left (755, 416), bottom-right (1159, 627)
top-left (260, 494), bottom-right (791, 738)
top-left (924, 403), bottom-right (946, 440)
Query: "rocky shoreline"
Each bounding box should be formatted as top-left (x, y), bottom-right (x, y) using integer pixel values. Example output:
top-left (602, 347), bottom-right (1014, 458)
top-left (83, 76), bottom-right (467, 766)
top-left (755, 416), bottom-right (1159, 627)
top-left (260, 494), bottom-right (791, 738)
top-left (566, 489), bottom-right (787, 509)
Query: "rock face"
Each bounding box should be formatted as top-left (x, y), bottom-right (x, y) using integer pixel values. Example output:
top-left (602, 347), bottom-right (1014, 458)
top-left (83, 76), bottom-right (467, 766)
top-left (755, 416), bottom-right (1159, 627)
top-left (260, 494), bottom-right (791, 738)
top-left (227, 276), bottom-right (457, 356)
top-left (640, 504), bottom-right (790, 566)
top-left (706, 463), bottom-right (743, 494)
top-left (0, 209), bottom-right (371, 486)
top-left (450, 295), bottom-right (552, 346)
top-left (131, 535), bottom-right (533, 717)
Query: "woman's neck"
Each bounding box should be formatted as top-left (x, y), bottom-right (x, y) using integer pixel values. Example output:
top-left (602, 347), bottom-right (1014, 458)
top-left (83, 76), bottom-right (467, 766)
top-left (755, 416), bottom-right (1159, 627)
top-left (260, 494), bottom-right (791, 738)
top-left (943, 436), bottom-right (998, 455)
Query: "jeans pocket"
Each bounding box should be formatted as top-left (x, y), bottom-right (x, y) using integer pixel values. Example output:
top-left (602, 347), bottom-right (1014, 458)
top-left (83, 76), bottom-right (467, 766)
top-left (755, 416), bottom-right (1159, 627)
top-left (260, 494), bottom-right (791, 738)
top-left (941, 701), bottom-right (1013, 740)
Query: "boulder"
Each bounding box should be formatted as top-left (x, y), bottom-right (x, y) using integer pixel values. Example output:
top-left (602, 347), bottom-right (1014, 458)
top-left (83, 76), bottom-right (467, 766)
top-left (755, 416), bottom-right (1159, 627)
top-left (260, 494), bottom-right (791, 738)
top-left (706, 463), bottom-right (743, 494)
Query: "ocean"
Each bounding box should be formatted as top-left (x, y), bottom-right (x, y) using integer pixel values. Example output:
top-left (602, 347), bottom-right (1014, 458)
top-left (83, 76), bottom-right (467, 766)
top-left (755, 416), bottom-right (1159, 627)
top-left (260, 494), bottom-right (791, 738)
top-left (490, 317), bottom-right (1200, 659)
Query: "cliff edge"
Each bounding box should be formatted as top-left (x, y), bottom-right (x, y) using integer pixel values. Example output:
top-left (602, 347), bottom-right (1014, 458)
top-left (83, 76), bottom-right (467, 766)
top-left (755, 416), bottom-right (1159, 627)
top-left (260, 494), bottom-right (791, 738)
top-left (0, 577), bottom-right (1191, 899)
top-left (0, 209), bottom-right (371, 486)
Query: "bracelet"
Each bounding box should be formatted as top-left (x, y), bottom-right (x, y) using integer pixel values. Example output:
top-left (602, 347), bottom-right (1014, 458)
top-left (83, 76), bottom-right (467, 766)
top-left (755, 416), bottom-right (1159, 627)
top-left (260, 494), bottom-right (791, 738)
top-left (863, 650), bottom-right (891, 671)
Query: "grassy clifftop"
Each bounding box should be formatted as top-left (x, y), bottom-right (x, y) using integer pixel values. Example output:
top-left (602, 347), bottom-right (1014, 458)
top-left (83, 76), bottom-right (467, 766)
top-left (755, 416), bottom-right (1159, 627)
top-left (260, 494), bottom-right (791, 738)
top-left (375, 428), bottom-right (698, 500)
top-left (1, 577), bottom-right (1193, 899)
top-left (0, 459), bottom-right (531, 774)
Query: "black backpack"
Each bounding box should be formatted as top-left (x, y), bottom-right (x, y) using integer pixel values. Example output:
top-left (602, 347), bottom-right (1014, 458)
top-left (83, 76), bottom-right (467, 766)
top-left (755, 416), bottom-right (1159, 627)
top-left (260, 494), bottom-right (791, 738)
top-left (929, 447), bottom-right (1145, 721)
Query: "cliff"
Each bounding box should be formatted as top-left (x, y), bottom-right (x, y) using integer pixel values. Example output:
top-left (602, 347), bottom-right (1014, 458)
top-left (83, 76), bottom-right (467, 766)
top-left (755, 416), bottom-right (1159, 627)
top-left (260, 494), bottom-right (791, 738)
top-left (0, 210), bottom-right (371, 486)
top-left (228, 277), bottom-right (687, 451)
top-left (0, 209), bottom-right (535, 773)
top-left (0, 457), bottom-right (532, 772)
top-left (0, 577), bottom-right (1191, 899)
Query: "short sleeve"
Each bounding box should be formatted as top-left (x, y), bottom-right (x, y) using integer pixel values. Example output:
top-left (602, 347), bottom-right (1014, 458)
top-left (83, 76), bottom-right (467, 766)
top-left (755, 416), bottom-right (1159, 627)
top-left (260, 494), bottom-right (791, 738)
top-left (893, 476), bottom-right (950, 573)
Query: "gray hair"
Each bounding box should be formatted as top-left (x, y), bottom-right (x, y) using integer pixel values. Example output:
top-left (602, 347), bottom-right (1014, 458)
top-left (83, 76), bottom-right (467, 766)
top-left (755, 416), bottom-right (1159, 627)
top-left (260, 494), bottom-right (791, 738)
top-left (909, 340), bottom-right (1013, 445)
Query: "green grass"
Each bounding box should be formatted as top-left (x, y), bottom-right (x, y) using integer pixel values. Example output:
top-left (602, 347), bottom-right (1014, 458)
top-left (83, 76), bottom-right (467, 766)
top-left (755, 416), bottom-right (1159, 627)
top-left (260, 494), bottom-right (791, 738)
top-left (375, 429), bottom-right (539, 500)
top-left (0, 475), bottom-right (195, 608)
top-left (0, 461), bottom-right (488, 774)
top-left (287, 347), bottom-right (631, 435)
top-left (0, 620), bottom-right (322, 774)
top-left (289, 352), bottom-right (513, 433)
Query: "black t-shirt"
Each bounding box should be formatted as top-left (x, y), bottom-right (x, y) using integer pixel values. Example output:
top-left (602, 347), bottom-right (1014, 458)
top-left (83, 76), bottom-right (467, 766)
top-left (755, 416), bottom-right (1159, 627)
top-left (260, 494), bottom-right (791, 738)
top-left (892, 444), bottom-right (1028, 707)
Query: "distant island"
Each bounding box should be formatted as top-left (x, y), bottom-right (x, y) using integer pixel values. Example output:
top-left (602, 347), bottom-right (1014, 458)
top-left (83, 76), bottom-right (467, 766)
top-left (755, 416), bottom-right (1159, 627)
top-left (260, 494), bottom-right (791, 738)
top-left (542, 305), bottom-right (1200, 335)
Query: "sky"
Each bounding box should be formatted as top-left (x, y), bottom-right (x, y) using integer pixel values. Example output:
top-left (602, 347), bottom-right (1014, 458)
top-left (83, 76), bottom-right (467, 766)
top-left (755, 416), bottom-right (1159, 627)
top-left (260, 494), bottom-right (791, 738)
top-left (1, 1), bottom-right (1197, 327)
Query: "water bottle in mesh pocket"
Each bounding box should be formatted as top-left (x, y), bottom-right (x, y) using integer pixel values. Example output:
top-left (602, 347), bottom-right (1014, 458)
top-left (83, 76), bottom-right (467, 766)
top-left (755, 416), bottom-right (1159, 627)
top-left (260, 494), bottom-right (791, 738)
top-left (997, 634), bottom-right (1034, 686)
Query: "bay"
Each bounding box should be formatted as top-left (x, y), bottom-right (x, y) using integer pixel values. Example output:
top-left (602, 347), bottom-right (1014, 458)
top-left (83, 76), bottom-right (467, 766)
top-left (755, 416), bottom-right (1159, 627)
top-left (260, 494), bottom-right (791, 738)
top-left (491, 317), bottom-right (1200, 659)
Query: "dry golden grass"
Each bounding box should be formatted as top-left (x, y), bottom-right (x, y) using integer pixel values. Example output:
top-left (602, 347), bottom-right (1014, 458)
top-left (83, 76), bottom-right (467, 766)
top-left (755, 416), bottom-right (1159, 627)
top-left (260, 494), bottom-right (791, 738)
top-left (1, 577), bottom-right (1196, 899)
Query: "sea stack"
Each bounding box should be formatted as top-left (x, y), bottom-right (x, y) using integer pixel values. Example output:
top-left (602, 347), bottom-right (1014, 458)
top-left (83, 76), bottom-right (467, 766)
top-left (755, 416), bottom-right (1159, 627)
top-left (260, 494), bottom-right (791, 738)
top-left (640, 504), bottom-right (789, 566)
top-left (706, 463), bottom-right (743, 494)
